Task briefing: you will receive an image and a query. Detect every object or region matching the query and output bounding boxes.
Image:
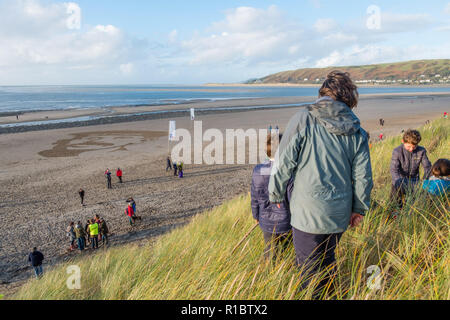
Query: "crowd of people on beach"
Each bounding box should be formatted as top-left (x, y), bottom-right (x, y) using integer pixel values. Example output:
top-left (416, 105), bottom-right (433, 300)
top-left (66, 215), bottom-right (110, 252)
top-left (250, 71), bottom-right (449, 298)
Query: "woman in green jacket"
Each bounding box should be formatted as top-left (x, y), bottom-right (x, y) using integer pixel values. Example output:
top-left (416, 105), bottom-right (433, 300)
top-left (269, 71), bottom-right (373, 298)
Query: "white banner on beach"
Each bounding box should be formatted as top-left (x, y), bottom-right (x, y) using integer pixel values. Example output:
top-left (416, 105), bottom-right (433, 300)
top-left (169, 120), bottom-right (177, 141)
top-left (190, 108), bottom-right (195, 121)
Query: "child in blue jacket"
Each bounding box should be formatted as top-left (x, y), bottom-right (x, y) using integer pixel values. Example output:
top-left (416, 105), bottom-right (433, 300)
top-left (423, 159), bottom-right (450, 196)
top-left (251, 133), bottom-right (292, 260)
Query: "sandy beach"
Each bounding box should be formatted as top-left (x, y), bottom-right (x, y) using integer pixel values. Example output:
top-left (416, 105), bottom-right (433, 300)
top-left (0, 92), bottom-right (448, 295)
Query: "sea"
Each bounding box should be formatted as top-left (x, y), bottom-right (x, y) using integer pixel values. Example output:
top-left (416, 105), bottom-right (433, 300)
top-left (1, 85), bottom-right (450, 113)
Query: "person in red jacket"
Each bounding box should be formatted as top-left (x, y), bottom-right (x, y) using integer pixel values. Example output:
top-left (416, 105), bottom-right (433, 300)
top-left (126, 203), bottom-right (137, 226)
top-left (116, 168), bottom-right (123, 183)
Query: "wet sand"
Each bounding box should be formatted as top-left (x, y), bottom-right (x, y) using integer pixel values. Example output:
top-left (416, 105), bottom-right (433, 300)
top-left (0, 93), bottom-right (448, 296)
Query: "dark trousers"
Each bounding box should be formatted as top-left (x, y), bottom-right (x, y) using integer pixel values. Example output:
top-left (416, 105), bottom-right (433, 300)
top-left (77, 237), bottom-right (85, 251)
top-left (118, 176), bottom-right (123, 183)
top-left (292, 228), bottom-right (343, 298)
top-left (91, 236), bottom-right (98, 249)
top-left (107, 178), bottom-right (112, 189)
top-left (102, 234), bottom-right (109, 245)
top-left (80, 196), bottom-right (84, 205)
top-left (262, 231), bottom-right (292, 260)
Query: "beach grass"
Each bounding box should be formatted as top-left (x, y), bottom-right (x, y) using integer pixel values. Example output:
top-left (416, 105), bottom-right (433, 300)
top-left (13, 118), bottom-right (449, 300)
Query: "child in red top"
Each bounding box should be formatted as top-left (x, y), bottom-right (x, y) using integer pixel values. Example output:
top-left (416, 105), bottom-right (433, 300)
top-left (116, 168), bottom-right (123, 183)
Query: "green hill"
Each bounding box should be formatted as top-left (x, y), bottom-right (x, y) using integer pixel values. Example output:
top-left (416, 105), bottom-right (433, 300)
top-left (12, 119), bottom-right (450, 300)
top-left (247, 59), bottom-right (450, 84)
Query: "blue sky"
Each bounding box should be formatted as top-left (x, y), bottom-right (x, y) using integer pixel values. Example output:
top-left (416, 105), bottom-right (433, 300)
top-left (0, 0), bottom-right (449, 85)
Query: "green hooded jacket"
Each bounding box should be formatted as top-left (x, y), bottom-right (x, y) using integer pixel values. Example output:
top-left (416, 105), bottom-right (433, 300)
top-left (269, 97), bottom-right (373, 234)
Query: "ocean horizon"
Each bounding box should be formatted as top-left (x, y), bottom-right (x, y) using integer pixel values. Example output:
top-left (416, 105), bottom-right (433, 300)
top-left (1, 85), bottom-right (450, 114)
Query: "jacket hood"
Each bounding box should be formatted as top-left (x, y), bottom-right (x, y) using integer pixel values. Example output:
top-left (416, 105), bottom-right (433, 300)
top-left (307, 96), bottom-right (361, 135)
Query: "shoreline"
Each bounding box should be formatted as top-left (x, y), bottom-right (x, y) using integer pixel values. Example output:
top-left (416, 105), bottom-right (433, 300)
top-left (205, 83), bottom-right (450, 88)
top-left (1, 91), bottom-right (449, 135)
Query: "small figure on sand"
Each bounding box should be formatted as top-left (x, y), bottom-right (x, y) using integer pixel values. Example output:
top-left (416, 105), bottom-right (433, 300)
top-left (105, 169), bottom-right (112, 189)
top-left (28, 247), bottom-right (44, 279)
top-left (166, 156), bottom-right (173, 172)
top-left (125, 198), bottom-right (141, 226)
top-left (99, 217), bottom-right (109, 246)
top-left (79, 188), bottom-right (85, 206)
top-left (379, 133), bottom-right (384, 141)
top-left (173, 162), bottom-right (178, 177)
top-left (85, 220), bottom-right (91, 245)
top-left (16, 114), bottom-right (19, 120)
top-left (74, 222), bottom-right (87, 252)
top-left (116, 168), bottom-right (123, 184)
top-left (67, 222), bottom-right (76, 251)
top-left (444, 112), bottom-right (448, 119)
top-left (178, 161), bottom-right (184, 178)
top-left (88, 219), bottom-right (99, 249)
top-left (379, 118), bottom-right (385, 126)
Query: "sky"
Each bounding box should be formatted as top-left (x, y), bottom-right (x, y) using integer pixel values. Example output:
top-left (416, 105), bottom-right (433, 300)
top-left (0, 0), bottom-right (449, 85)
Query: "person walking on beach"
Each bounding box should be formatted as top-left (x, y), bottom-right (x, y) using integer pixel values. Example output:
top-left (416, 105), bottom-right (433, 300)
top-left (79, 188), bottom-right (85, 206)
top-left (89, 219), bottom-right (99, 249)
top-left (116, 168), bottom-right (123, 184)
top-left (173, 162), bottom-right (178, 177)
top-left (166, 156), bottom-right (173, 172)
top-left (251, 133), bottom-right (293, 260)
top-left (390, 129), bottom-right (432, 214)
top-left (125, 203), bottom-right (137, 226)
top-left (105, 169), bottom-right (112, 189)
top-left (379, 133), bottom-right (384, 141)
top-left (74, 222), bottom-right (87, 252)
top-left (28, 247), bottom-right (44, 279)
top-left (444, 112), bottom-right (448, 119)
top-left (269, 71), bottom-right (373, 298)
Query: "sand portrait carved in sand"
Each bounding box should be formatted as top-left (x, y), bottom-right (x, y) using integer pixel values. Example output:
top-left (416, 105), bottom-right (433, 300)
top-left (39, 131), bottom-right (166, 158)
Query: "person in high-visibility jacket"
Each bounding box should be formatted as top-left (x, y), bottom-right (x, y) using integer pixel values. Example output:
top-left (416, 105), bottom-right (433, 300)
top-left (89, 219), bottom-right (99, 249)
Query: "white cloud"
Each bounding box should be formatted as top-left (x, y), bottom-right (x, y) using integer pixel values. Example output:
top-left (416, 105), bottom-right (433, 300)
top-left (0, 0), bottom-right (145, 83)
top-left (314, 19), bottom-right (338, 33)
top-left (168, 29), bottom-right (178, 43)
top-left (379, 12), bottom-right (433, 33)
top-left (445, 3), bottom-right (450, 14)
top-left (120, 63), bottom-right (134, 75)
top-left (181, 6), bottom-right (307, 67)
top-left (315, 44), bottom-right (450, 69)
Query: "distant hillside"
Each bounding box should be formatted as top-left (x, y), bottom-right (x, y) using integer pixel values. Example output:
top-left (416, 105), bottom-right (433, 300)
top-left (247, 59), bottom-right (450, 85)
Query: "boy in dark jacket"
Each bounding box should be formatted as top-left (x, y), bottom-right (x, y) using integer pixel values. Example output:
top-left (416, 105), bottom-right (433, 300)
top-left (99, 218), bottom-right (109, 245)
top-left (28, 247), bottom-right (44, 278)
top-left (390, 129), bottom-right (432, 210)
top-left (251, 133), bottom-right (292, 260)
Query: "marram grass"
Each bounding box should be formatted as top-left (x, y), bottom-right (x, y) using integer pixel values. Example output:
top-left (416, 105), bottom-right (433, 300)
top-left (13, 119), bottom-right (449, 300)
